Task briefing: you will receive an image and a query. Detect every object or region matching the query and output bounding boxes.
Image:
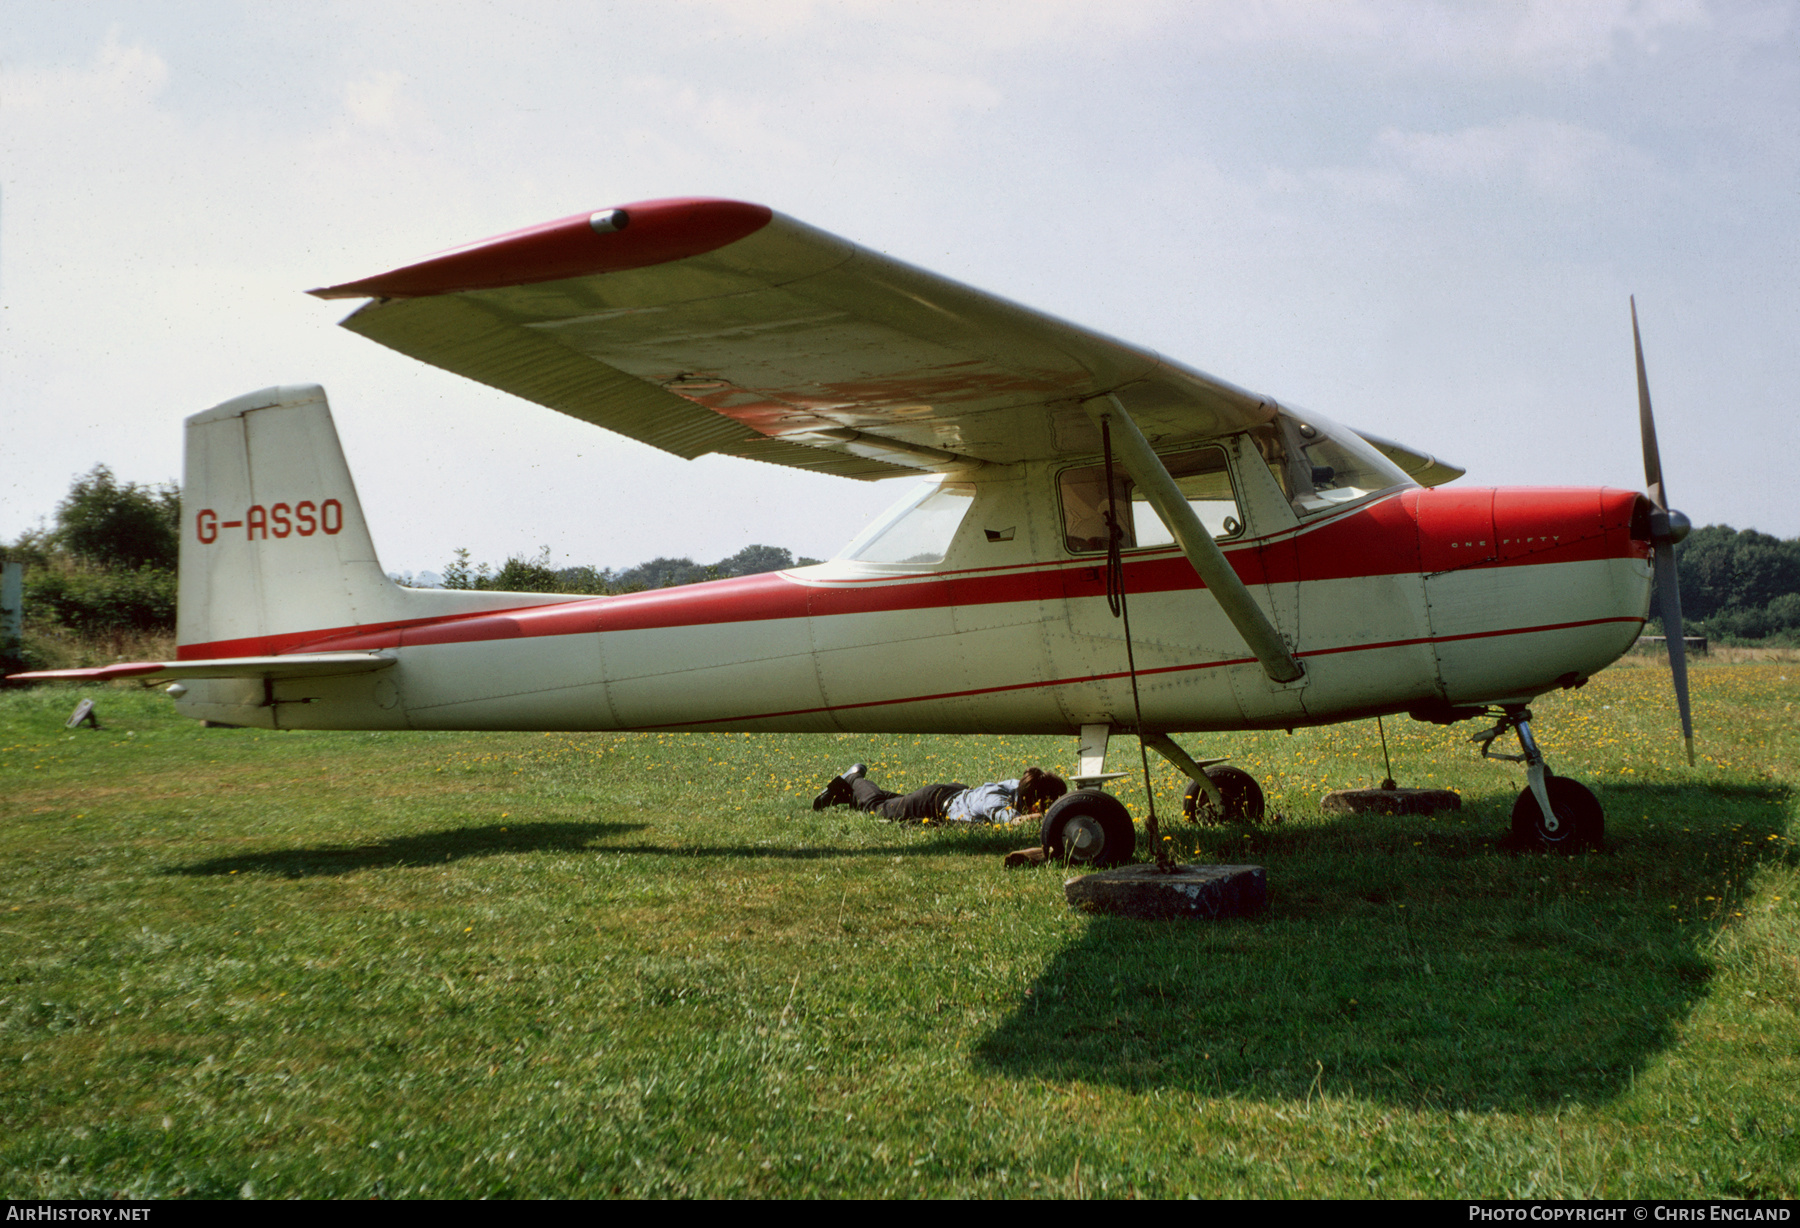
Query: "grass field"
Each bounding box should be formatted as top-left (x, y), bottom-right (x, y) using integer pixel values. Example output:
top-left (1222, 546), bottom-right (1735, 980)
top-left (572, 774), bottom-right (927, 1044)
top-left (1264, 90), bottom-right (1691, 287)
top-left (1, 660), bottom-right (1795, 1198)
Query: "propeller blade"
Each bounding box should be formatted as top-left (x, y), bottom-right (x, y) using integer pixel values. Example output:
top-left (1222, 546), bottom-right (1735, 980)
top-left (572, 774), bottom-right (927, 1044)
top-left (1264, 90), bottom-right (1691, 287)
top-left (1634, 297), bottom-right (1695, 767)
top-left (1632, 296), bottom-right (1667, 511)
top-left (1653, 543), bottom-right (1697, 766)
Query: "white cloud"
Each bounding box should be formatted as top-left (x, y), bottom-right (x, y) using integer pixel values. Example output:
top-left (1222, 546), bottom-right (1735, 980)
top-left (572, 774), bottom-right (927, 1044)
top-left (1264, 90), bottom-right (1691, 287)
top-left (1374, 0), bottom-right (1711, 73)
top-left (1375, 117), bottom-right (1642, 201)
top-left (682, 0), bottom-right (1179, 52)
top-left (1099, 0), bottom-right (1712, 74)
top-left (674, 0), bottom-right (1703, 70)
top-left (0, 27), bottom-right (168, 117)
top-left (341, 71), bottom-right (420, 133)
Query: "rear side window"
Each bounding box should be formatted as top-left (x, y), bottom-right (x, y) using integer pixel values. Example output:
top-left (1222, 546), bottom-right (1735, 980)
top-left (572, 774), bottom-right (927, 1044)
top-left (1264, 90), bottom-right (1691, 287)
top-left (1059, 447), bottom-right (1241, 554)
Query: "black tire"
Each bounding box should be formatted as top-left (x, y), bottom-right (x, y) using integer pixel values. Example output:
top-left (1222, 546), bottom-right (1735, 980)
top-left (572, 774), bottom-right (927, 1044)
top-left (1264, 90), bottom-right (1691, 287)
top-left (1510, 776), bottom-right (1604, 852)
top-left (1040, 790), bottom-right (1136, 867)
top-left (1182, 766), bottom-right (1265, 824)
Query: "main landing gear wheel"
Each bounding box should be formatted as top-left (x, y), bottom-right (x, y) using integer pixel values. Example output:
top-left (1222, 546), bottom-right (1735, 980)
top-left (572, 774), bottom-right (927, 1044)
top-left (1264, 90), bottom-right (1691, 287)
top-left (1510, 775), bottom-right (1604, 853)
top-left (1041, 790), bottom-right (1136, 867)
top-left (1183, 766), bottom-right (1265, 825)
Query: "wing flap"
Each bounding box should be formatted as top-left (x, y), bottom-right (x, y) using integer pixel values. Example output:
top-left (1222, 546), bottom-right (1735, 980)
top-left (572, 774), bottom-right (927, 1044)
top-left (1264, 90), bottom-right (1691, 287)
top-left (342, 295), bottom-right (757, 461)
top-left (719, 435), bottom-right (927, 479)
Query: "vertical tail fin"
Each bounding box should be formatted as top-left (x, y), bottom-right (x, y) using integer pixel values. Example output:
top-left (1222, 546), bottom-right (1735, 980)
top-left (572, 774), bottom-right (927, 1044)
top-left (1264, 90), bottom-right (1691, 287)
top-left (179, 385), bottom-right (404, 653)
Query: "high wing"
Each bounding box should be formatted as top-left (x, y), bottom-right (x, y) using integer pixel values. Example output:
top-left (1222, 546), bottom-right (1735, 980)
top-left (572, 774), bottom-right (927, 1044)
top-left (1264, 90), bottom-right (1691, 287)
top-left (312, 198), bottom-right (1288, 478)
top-left (314, 197), bottom-right (1460, 484)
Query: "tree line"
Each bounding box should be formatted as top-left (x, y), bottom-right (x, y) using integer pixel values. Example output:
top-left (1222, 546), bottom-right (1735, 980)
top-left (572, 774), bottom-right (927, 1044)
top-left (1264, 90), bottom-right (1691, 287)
top-left (431, 542), bottom-right (821, 595)
top-left (1654, 525), bottom-right (1800, 645)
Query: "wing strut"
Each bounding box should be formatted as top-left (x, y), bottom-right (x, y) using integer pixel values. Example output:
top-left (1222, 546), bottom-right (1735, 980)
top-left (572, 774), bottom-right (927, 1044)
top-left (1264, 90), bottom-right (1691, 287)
top-left (1083, 396), bottom-right (1305, 684)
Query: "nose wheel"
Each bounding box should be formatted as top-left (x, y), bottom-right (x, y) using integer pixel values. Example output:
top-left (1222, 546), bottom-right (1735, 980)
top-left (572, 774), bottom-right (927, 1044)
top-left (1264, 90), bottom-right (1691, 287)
top-left (1474, 705), bottom-right (1605, 852)
top-left (1509, 775), bottom-right (1603, 851)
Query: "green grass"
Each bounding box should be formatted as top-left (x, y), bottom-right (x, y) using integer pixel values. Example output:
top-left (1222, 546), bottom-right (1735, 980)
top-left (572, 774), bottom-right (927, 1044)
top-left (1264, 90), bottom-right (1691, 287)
top-left (1, 663), bottom-right (1795, 1198)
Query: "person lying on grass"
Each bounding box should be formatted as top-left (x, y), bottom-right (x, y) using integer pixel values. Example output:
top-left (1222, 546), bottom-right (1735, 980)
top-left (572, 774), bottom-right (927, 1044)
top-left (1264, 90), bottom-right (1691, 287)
top-left (812, 764), bottom-right (1068, 824)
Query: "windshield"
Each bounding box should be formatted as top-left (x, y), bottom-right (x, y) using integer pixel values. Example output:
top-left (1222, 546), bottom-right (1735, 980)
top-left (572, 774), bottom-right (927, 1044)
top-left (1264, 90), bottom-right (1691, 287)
top-left (835, 480), bottom-right (976, 565)
top-left (1248, 410), bottom-right (1412, 518)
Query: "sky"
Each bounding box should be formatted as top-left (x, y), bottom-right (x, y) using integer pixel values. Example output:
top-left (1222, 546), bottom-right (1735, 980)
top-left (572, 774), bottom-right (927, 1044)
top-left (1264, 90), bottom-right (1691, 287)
top-left (3, 0), bottom-right (1796, 578)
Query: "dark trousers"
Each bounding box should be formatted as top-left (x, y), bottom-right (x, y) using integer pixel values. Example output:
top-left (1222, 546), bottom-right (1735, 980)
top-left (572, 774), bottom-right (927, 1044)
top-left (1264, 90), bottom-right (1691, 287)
top-left (851, 779), bottom-right (968, 822)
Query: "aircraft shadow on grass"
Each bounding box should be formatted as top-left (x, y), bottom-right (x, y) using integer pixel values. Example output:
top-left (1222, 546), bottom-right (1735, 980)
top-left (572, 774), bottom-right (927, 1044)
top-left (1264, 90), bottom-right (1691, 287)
top-left (161, 817), bottom-right (995, 878)
top-left (974, 781), bottom-right (1795, 1113)
top-left (165, 820), bottom-right (647, 879)
top-left (595, 826), bottom-right (1042, 862)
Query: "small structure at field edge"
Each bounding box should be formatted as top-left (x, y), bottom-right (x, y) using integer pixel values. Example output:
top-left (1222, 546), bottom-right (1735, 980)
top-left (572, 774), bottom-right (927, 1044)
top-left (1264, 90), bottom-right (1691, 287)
top-left (1064, 863), bottom-right (1266, 920)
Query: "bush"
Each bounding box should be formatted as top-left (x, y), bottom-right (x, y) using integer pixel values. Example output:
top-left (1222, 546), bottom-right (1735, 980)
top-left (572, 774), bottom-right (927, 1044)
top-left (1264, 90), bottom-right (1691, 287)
top-left (1703, 593), bottom-right (1800, 645)
top-left (26, 565), bottom-right (178, 638)
top-left (442, 546), bottom-right (574, 593)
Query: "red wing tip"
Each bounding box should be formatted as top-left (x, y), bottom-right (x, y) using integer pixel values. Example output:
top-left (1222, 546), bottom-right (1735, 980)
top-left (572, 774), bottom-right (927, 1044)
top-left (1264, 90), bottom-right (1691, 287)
top-left (310, 197), bottom-right (774, 300)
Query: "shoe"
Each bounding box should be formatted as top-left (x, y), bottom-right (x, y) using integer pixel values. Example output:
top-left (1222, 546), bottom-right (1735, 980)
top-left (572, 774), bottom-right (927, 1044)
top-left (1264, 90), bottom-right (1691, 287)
top-left (813, 764), bottom-right (867, 810)
top-left (812, 777), bottom-right (852, 810)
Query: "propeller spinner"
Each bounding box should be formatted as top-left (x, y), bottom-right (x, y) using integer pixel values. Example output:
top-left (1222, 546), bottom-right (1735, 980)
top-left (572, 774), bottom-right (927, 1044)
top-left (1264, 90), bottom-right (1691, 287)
top-left (1632, 297), bottom-right (1696, 766)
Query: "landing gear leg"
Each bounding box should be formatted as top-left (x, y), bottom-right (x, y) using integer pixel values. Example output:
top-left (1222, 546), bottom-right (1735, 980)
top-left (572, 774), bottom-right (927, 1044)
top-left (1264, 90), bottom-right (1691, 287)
top-left (1140, 733), bottom-right (1221, 807)
top-left (1072, 723), bottom-right (1128, 791)
top-left (1473, 705), bottom-right (1604, 851)
top-left (1045, 724), bottom-right (1137, 866)
top-left (1140, 732), bottom-right (1265, 824)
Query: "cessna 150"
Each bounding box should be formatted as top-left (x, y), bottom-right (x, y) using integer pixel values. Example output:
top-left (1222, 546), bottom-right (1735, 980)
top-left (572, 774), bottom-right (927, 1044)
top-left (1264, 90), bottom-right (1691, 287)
top-left (11, 197), bottom-right (1696, 864)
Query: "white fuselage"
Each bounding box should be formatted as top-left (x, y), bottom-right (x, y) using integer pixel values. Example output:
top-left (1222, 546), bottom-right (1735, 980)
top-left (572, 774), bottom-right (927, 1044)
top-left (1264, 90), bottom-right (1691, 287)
top-left (174, 447), bottom-right (1652, 736)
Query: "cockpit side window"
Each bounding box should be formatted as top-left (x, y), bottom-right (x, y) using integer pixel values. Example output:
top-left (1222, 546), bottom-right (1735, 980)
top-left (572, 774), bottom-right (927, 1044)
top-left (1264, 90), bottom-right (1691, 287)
top-left (1059, 446), bottom-right (1242, 554)
top-left (1248, 412), bottom-right (1412, 518)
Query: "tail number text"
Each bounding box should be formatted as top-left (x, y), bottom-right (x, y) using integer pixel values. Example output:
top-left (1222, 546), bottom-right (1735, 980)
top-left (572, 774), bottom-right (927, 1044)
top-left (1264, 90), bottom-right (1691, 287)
top-left (195, 500), bottom-right (343, 544)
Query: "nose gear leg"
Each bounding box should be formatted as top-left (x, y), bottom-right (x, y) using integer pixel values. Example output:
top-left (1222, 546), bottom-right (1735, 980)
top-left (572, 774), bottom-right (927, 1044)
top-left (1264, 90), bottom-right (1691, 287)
top-left (1473, 705), bottom-right (1556, 829)
top-left (1472, 705), bottom-right (1603, 851)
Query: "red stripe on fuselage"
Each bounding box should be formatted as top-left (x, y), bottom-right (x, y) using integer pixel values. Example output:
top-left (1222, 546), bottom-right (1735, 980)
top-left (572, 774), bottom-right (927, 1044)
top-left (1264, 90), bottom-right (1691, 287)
top-left (176, 486), bottom-right (1648, 660)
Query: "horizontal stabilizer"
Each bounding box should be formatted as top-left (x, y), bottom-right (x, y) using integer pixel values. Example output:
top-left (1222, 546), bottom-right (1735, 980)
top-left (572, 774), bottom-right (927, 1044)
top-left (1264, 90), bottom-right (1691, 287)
top-left (9, 652), bottom-right (395, 684)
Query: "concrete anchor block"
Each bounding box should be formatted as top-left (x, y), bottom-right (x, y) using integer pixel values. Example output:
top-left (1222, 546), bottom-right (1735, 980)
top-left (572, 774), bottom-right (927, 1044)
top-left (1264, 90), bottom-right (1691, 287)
top-left (1064, 863), bottom-right (1266, 919)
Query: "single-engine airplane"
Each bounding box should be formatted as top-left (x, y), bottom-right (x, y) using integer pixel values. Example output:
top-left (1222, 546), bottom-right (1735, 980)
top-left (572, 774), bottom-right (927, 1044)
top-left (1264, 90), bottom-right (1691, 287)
top-left (11, 197), bottom-right (1697, 863)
